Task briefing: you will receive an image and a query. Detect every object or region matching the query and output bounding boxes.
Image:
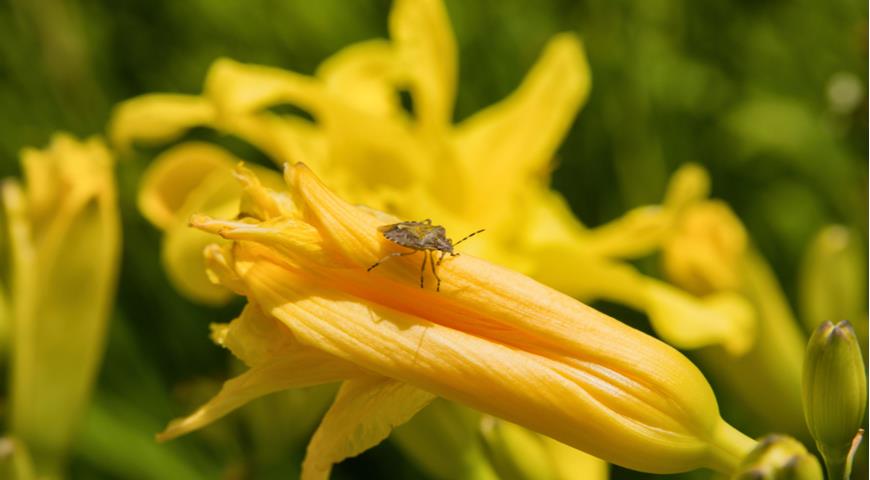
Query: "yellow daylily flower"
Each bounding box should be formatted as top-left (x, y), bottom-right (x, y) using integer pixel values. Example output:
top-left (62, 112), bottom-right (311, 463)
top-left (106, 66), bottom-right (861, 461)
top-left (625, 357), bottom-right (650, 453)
top-left (661, 196), bottom-right (808, 436)
top-left (159, 164), bottom-right (757, 478)
top-left (110, 0), bottom-right (749, 358)
top-left (1, 134), bottom-right (120, 476)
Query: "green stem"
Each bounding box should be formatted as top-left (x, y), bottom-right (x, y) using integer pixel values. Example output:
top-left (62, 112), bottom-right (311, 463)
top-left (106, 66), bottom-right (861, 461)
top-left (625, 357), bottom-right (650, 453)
top-left (822, 453), bottom-right (846, 480)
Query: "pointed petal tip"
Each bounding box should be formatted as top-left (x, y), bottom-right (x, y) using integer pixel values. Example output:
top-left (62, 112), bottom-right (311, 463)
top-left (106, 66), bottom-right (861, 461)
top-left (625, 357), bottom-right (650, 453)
top-left (283, 162), bottom-right (321, 197)
top-left (231, 162), bottom-right (261, 187)
top-left (188, 214), bottom-right (237, 239)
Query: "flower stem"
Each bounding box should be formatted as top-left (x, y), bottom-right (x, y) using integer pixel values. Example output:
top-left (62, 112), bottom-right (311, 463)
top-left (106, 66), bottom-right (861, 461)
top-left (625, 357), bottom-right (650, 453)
top-left (707, 420), bottom-right (757, 473)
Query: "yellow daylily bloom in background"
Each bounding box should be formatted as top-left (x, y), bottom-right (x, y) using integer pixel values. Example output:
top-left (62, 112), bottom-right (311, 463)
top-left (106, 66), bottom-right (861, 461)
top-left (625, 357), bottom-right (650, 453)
top-left (1, 134), bottom-right (121, 477)
top-left (110, 0), bottom-right (750, 357)
top-left (159, 163), bottom-right (757, 479)
top-left (136, 142), bottom-right (284, 304)
top-left (661, 198), bottom-right (808, 437)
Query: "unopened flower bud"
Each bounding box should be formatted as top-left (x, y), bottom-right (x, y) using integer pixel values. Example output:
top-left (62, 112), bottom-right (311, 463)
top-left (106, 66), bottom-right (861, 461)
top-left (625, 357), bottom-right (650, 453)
top-left (733, 435), bottom-right (822, 480)
top-left (803, 320), bottom-right (867, 479)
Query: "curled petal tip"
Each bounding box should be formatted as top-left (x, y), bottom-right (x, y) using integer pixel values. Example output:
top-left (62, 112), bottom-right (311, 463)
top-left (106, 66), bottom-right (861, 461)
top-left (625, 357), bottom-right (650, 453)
top-left (188, 213), bottom-right (213, 229)
top-left (188, 214), bottom-right (235, 239)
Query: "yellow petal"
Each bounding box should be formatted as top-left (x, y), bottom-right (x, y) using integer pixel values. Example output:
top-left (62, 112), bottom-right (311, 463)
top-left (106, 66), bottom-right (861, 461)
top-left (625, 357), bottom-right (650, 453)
top-left (317, 40), bottom-right (400, 117)
top-left (137, 142), bottom-right (238, 230)
top-left (212, 303), bottom-right (299, 367)
top-left (662, 163), bottom-right (711, 211)
top-left (389, 0), bottom-right (457, 132)
top-left (523, 238), bottom-right (756, 356)
top-left (204, 58), bottom-right (324, 119)
top-left (645, 286), bottom-right (756, 356)
top-left (161, 303), bottom-right (361, 442)
top-left (569, 205), bottom-right (671, 260)
top-left (455, 34), bottom-right (590, 219)
top-left (301, 377), bottom-right (435, 480)
top-left (108, 95), bottom-right (215, 151)
top-left (157, 345), bottom-right (362, 442)
top-left (220, 112), bottom-right (328, 168)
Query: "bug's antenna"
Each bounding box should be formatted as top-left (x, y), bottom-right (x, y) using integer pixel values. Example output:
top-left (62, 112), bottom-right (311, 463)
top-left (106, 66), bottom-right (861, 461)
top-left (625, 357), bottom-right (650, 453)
top-left (452, 229), bottom-right (485, 247)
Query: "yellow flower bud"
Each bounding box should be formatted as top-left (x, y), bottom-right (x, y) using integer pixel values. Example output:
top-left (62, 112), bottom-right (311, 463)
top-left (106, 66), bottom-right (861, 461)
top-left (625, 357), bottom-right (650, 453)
top-left (1, 134), bottom-right (120, 476)
top-left (803, 320), bottom-right (867, 479)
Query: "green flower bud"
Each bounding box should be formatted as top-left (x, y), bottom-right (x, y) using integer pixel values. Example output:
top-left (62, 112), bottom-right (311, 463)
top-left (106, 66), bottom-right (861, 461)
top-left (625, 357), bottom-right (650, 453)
top-left (799, 226), bottom-right (866, 333)
top-left (732, 435), bottom-right (823, 480)
top-left (803, 320), bottom-right (867, 479)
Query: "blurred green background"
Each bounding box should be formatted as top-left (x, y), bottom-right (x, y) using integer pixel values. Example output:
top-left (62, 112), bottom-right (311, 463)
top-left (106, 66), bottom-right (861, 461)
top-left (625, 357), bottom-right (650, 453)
top-left (0, 0), bottom-right (866, 478)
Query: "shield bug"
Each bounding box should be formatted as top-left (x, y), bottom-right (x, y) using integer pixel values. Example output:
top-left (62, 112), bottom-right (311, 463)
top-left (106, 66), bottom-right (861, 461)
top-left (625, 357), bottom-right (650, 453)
top-left (366, 219), bottom-right (484, 292)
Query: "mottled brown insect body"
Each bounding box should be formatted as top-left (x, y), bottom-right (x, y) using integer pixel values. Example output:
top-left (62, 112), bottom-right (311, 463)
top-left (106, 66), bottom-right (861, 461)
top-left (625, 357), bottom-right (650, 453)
top-left (367, 219), bottom-right (484, 292)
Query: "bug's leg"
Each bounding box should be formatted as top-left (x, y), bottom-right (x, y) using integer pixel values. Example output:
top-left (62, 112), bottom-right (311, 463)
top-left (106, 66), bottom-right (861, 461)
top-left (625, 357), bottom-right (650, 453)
top-left (419, 250), bottom-right (428, 288)
top-left (436, 250), bottom-right (447, 266)
top-left (367, 250), bottom-right (417, 271)
top-left (452, 228), bottom-right (485, 247)
top-left (429, 250), bottom-right (442, 292)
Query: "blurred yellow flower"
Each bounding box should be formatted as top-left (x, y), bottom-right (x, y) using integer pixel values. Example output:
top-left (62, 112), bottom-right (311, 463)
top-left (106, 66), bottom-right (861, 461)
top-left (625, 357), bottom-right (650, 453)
top-left (110, 0), bottom-right (750, 357)
top-left (661, 195), bottom-right (808, 436)
top-left (0, 134), bottom-right (120, 476)
top-left (159, 164), bottom-right (756, 479)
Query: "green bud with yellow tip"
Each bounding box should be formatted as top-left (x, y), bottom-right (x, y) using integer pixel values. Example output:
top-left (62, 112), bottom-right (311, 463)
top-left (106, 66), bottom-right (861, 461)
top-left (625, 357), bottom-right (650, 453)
top-left (803, 320), bottom-right (867, 480)
top-left (732, 434), bottom-right (823, 480)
